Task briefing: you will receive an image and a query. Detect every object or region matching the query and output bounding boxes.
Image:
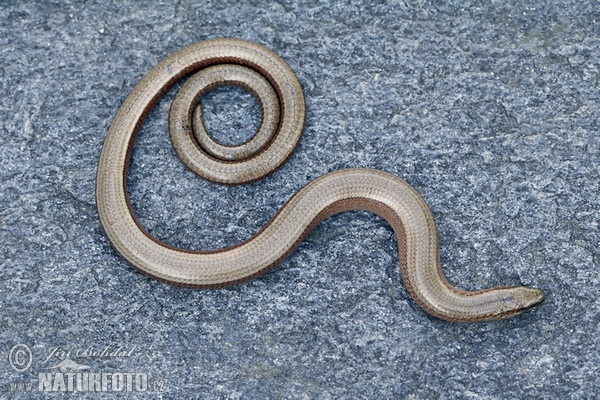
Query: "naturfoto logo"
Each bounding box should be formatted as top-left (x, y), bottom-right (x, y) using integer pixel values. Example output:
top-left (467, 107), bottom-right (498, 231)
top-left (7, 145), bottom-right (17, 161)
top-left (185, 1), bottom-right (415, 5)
top-left (4, 343), bottom-right (166, 394)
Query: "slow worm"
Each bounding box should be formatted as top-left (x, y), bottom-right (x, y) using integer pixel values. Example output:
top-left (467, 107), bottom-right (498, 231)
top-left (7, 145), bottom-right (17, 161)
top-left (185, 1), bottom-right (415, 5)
top-left (96, 38), bottom-right (544, 322)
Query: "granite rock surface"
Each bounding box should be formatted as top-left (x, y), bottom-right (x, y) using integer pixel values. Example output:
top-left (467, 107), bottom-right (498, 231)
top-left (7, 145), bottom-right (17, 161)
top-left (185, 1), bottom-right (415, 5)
top-left (0, 1), bottom-right (598, 398)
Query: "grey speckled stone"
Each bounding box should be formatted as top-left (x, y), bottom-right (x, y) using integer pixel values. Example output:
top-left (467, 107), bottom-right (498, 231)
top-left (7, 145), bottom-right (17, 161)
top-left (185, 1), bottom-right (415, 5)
top-left (0, 1), bottom-right (598, 399)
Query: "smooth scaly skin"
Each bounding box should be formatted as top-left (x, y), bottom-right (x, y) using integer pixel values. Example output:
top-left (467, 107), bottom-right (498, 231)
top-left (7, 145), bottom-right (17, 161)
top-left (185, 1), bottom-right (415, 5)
top-left (178, 64), bottom-right (281, 162)
top-left (96, 38), bottom-right (544, 322)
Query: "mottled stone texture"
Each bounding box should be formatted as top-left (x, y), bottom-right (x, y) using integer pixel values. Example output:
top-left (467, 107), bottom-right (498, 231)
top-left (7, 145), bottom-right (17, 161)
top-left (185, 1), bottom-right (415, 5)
top-left (0, 1), bottom-right (598, 399)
